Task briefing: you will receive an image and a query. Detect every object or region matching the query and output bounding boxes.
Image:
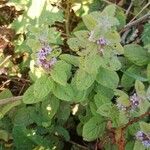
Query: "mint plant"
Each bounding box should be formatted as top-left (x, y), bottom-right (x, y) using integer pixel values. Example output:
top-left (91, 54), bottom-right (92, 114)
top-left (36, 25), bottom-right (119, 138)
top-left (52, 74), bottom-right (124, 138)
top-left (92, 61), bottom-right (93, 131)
top-left (0, 0), bottom-right (150, 150)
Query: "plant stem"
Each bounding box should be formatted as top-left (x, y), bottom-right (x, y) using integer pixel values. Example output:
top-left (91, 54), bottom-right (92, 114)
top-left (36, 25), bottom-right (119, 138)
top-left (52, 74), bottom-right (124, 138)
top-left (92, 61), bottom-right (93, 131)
top-left (0, 96), bottom-right (23, 106)
top-left (65, 0), bottom-right (70, 37)
top-left (129, 1), bottom-right (150, 22)
top-left (125, 13), bottom-right (150, 29)
top-left (0, 55), bottom-right (11, 67)
top-left (120, 13), bottom-right (150, 33)
top-left (125, 1), bottom-right (133, 16)
top-left (68, 140), bottom-right (88, 150)
top-left (102, 0), bottom-right (134, 15)
top-left (108, 111), bottom-right (150, 150)
top-left (122, 110), bottom-right (150, 130)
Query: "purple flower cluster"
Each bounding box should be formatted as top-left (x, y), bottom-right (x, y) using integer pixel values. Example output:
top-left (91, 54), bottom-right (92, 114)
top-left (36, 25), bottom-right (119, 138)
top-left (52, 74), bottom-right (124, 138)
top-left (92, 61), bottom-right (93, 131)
top-left (130, 93), bottom-right (140, 109)
top-left (116, 93), bottom-right (140, 111)
top-left (88, 31), bottom-right (107, 46)
top-left (36, 45), bottom-right (57, 69)
top-left (97, 37), bottom-right (107, 46)
top-left (136, 131), bottom-right (150, 148)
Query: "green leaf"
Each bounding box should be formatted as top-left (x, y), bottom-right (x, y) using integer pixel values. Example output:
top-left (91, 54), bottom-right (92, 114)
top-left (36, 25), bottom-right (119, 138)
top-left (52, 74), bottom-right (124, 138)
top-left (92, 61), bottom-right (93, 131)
top-left (142, 23), bottom-right (150, 46)
top-left (53, 84), bottom-right (74, 101)
top-left (125, 141), bottom-right (135, 150)
top-left (41, 96), bottom-right (59, 120)
top-left (0, 130), bottom-right (9, 142)
top-left (74, 30), bottom-right (89, 41)
top-left (40, 11), bottom-right (64, 26)
top-left (80, 54), bottom-right (101, 74)
top-left (89, 102), bottom-right (98, 116)
top-left (47, 27), bottom-right (63, 45)
top-left (105, 143), bottom-right (117, 150)
top-left (67, 37), bottom-right (86, 52)
top-left (54, 126), bottom-right (70, 141)
top-left (121, 65), bottom-right (148, 91)
top-left (99, 12), bottom-right (119, 31)
top-left (59, 54), bottom-right (79, 66)
top-left (109, 56), bottom-right (122, 71)
top-left (116, 9), bottom-right (126, 30)
top-left (26, 39), bottom-right (41, 52)
top-left (71, 78), bottom-right (87, 102)
top-left (147, 63), bottom-right (150, 82)
top-left (118, 111), bottom-right (129, 125)
top-left (56, 102), bottom-right (70, 123)
top-left (94, 93), bottom-right (110, 108)
top-left (124, 44), bottom-right (149, 66)
top-left (13, 126), bottom-right (50, 149)
top-left (105, 30), bottom-right (121, 43)
top-left (73, 31), bottom-right (90, 51)
top-left (0, 89), bottom-right (12, 99)
top-left (75, 69), bottom-right (96, 90)
top-left (102, 4), bottom-right (116, 16)
top-left (139, 98), bottom-right (150, 115)
top-left (95, 84), bottom-right (114, 99)
top-left (97, 103), bottom-right (112, 117)
top-left (146, 86), bottom-right (150, 100)
top-left (121, 65), bottom-right (145, 90)
top-left (128, 123), bottom-right (140, 135)
top-left (111, 43), bottom-right (124, 55)
top-left (0, 101), bottom-right (21, 119)
top-left (0, 89), bottom-right (21, 119)
top-left (135, 80), bottom-right (150, 114)
top-left (13, 106), bottom-right (36, 126)
top-left (133, 141), bottom-right (145, 150)
top-left (82, 14), bottom-right (97, 30)
top-left (82, 116), bottom-right (105, 141)
top-left (50, 60), bottom-right (71, 86)
top-left (73, 88), bottom-right (87, 102)
top-left (96, 67), bottom-right (119, 89)
top-left (115, 90), bottom-right (130, 107)
top-left (34, 75), bottom-right (54, 99)
top-left (13, 126), bottom-right (35, 150)
top-left (135, 81), bottom-right (150, 114)
top-left (135, 80), bottom-right (145, 97)
top-left (23, 85), bottom-right (46, 104)
top-left (139, 122), bottom-right (150, 133)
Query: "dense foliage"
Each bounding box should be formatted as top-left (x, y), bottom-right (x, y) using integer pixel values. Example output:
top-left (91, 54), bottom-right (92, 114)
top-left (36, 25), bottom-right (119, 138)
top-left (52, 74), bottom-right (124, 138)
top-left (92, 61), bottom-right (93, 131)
top-left (0, 0), bottom-right (150, 150)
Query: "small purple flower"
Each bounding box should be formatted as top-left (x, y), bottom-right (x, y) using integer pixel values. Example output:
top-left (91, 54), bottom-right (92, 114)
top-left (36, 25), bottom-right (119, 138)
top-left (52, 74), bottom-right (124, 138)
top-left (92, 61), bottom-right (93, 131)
top-left (136, 131), bottom-right (144, 140)
top-left (142, 140), bottom-right (150, 148)
top-left (40, 58), bottom-right (57, 70)
top-left (130, 93), bottom-right (140, 109)
top-left (136, 131), bottom-right (150, 148)
top-left (36, 45), bottom-right (57, 70)
top-left (97, 37), bottom-right (107, 46)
